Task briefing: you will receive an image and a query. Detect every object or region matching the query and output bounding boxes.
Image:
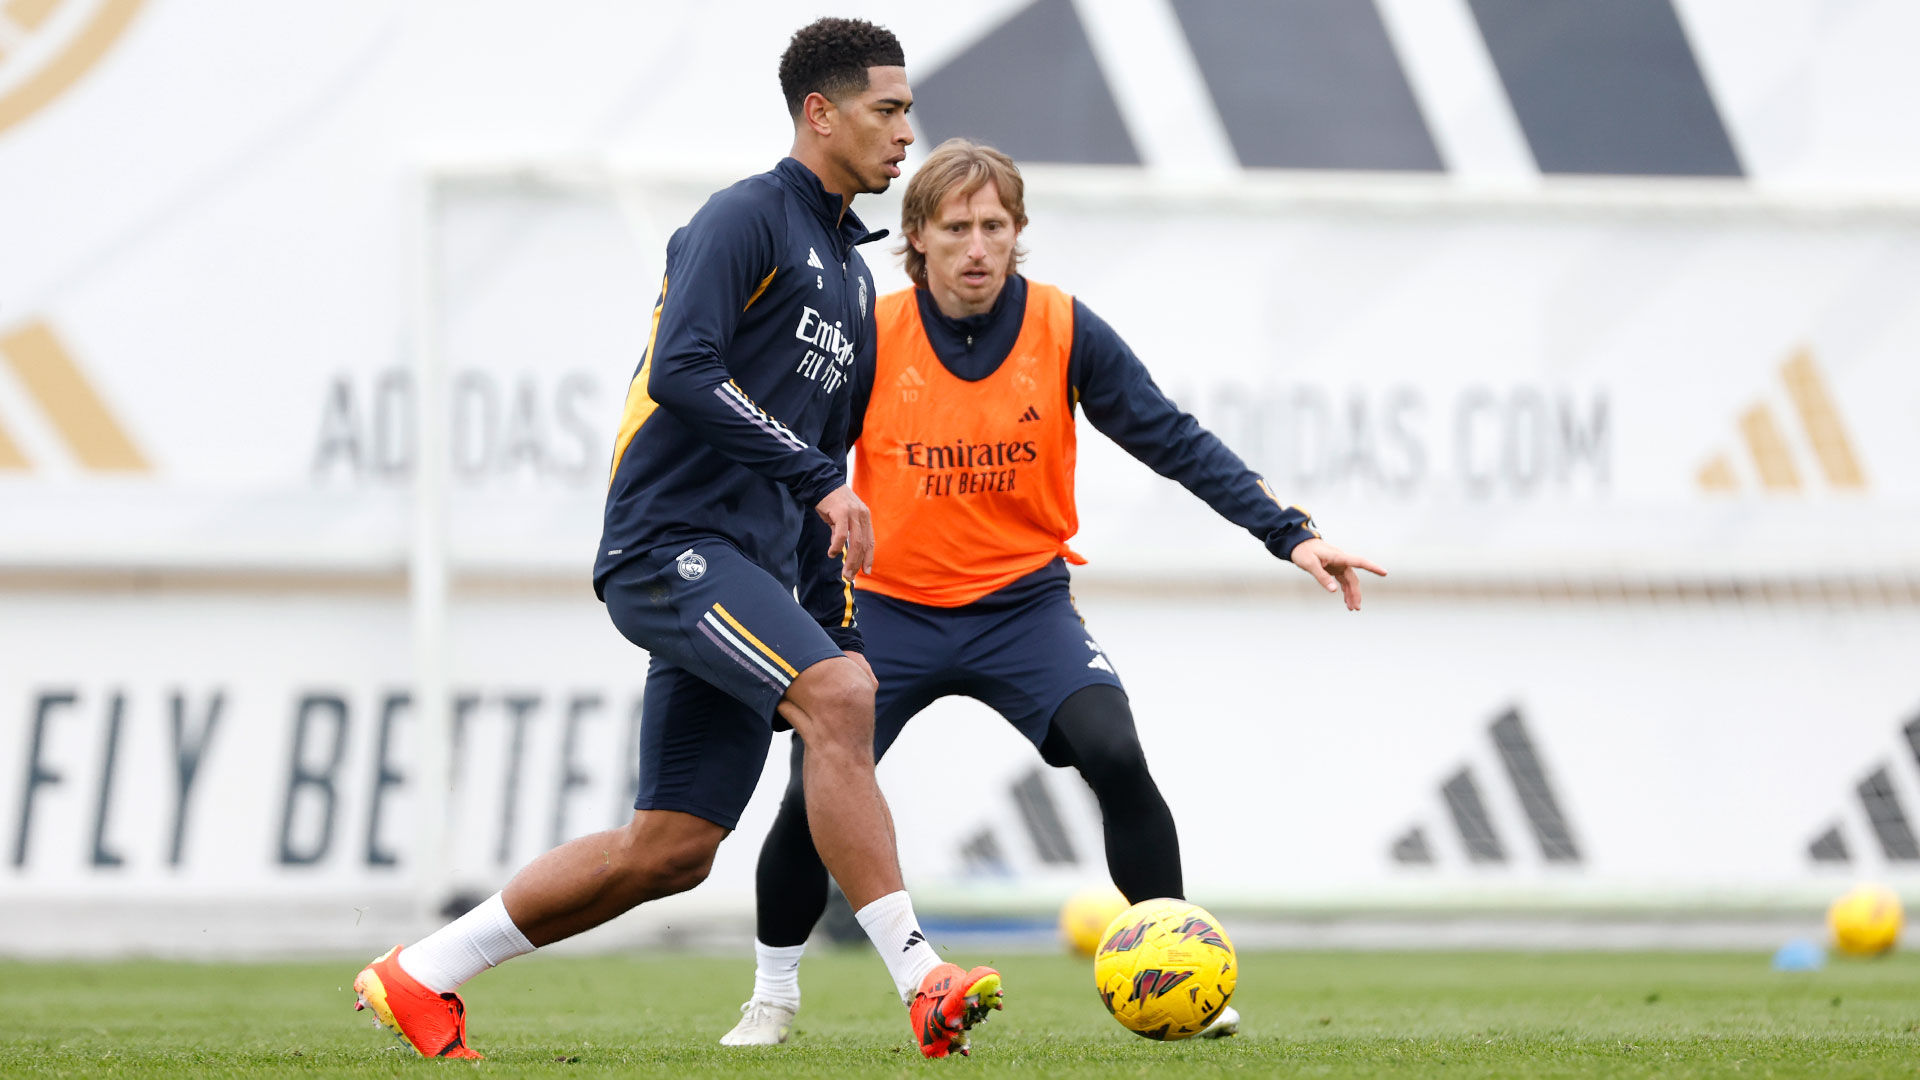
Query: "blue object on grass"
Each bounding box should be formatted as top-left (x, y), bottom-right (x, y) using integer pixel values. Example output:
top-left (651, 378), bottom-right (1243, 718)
top-left (1772, 938), bottom-right (1826, 971)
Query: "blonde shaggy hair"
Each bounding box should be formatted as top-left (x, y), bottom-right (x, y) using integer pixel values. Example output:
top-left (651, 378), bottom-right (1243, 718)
top-left (898, 138), bottom-right (1028, 287)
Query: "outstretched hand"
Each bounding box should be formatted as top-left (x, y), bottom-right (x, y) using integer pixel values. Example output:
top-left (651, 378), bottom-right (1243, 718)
top-left (1290, 538), bottom-right (1387, 611)
top-left (815, 483), bottom-right (874, 581)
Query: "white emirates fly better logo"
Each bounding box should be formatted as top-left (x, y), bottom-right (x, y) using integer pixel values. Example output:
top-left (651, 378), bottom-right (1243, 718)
top-left (792, 307), bottom-right (853, 392)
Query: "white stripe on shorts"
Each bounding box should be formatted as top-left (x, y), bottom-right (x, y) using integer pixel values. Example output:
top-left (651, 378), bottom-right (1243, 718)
top-left (702, 611), bottom-right (793, 688)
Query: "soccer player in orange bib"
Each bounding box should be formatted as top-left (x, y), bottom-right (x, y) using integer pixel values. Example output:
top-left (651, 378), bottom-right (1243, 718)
top-left (720, 139), bottom-right (1385, 1046)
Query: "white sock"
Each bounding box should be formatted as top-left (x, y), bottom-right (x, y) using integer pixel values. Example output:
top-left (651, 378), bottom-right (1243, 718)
top-left (397, 892), bottom-right (536, 993)
top-left (751, 940), bottom-right (806, 1010)
top-left (854, 890), bottom-right (942, 1004)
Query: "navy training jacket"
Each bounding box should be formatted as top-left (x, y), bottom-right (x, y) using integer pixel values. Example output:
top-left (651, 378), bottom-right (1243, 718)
top-left (596, 158), bottom-right (882, 651)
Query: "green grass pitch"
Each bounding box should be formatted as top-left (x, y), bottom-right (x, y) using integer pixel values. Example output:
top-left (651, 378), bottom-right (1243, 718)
top-left (2, 948), bottom-right (1916, 1077)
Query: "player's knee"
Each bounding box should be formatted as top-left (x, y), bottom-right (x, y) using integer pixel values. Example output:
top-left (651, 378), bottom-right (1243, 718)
top-left (1076, 734), bottom-right (1152, 793)
top-left (811, 663), bottom-right (875, 722)
top-left (791, 663), bottom-right (875, 754)
top-left (617, 813), bottom-right (722, 897)
top-left (1050, 685), bottom-right (1149, 790)
top-left (649, 835), bottom-right (717, 896)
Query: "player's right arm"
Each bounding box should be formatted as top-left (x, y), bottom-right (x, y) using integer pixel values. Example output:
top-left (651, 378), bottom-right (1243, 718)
top-left (640, 190), bottom-right (846, 508)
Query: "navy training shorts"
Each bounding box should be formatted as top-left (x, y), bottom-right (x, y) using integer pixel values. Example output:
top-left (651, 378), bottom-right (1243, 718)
top-left (861, 560), bottom-right (1126, 759)
top-left (603, 538), bottom-right (847, 829)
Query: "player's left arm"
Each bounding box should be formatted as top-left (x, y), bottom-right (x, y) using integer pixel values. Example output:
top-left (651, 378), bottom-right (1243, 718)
top-left (1071, 300), bottom-right (1385, 610)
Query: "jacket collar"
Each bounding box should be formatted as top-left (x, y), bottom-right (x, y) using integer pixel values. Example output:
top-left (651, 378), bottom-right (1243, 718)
top-left (774, 157), bottom-right (890, 250)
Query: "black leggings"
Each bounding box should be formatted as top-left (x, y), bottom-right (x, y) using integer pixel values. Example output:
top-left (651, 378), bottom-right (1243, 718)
top-left (754, 683), bottom-right (1183, 947)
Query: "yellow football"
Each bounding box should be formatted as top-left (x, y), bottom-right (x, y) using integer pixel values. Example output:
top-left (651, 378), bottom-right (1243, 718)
top-left (1093, 897), bottom-right (1236, 1040)
top-left (1059, 887), bottom-right (1130, 957)
top-left (1828, 883), bottom-right (1903, 956)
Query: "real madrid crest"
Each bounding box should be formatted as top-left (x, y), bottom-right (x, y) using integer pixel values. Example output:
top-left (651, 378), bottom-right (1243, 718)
top-left (676, 549), bottom-right (707, 581)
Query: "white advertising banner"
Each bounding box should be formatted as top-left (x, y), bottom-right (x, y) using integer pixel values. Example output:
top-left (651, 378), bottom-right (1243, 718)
top-left (8, 176), bottom-right (1919, 581)
top-left (418, 177), bottom-right (1920, 582)
top-left (3, 587), bottom-right (1915, 936)
top-left (1041, 188), bottom-right (1920, 581)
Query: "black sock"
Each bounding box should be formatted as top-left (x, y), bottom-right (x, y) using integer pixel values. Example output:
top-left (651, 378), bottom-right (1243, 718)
top-left (754, 736), bottom-right (830, 947)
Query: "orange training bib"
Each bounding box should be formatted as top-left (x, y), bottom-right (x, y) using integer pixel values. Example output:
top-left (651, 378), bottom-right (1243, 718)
top-left (855, 282), bottom-right (1083, 607)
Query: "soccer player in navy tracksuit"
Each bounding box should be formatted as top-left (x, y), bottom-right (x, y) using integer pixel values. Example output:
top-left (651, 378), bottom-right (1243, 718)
top-left (719, 140), bottom-right (1386, 1045)
top-left (350, 21), bottom-right (1003, 1061)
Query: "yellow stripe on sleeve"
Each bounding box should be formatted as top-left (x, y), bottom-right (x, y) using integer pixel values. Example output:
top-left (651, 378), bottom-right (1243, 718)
top-left (1257, 479), bottom-right (1319, 538)
top-left (608, 274), bottom-right (668, 485)
top-left (712, 603), bottom-right (799, 677)
top-left (743, 268), bottom-right (777, 311)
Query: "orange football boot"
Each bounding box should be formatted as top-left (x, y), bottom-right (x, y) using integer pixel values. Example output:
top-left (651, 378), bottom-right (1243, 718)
top-left (353, 945), bottom-right (483, 1059)
top-left (910, 962), bottom-right (1004, 1058)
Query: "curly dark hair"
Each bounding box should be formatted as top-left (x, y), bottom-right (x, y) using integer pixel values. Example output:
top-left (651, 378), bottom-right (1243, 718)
top-left (778, 18), bottom-right (905, 117)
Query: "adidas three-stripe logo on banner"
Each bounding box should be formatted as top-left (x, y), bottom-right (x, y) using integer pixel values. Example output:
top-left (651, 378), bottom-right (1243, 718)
top-left (1390, 706), bottom-right (1583, 867)
top-left (1807, 707), bottom-right (1920, 866)
top-left (1697, 349), bottom-right (1866, 495)
top-left (915, 0), bottom-right (1740, 177)
top-left (954, 767), bottom-right (1083, 877)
